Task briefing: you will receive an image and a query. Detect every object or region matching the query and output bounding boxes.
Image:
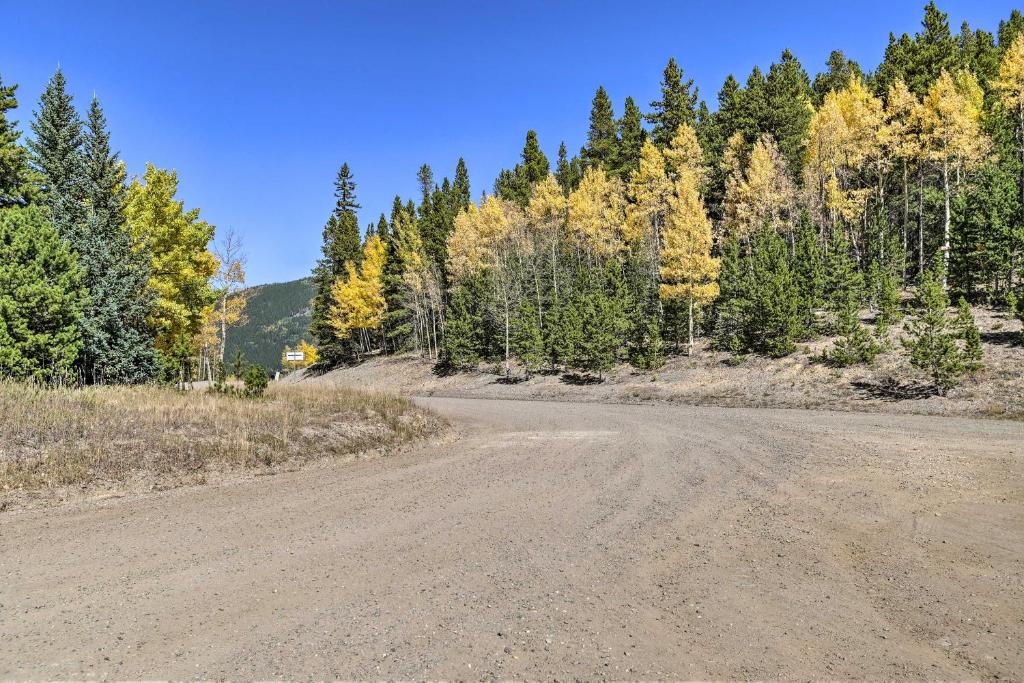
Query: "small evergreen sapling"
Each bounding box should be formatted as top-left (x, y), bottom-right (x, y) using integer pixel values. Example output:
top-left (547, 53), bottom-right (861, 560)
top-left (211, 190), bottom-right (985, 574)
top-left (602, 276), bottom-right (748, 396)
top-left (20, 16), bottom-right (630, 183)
top-left (901, 266), bottom-right (966, 395)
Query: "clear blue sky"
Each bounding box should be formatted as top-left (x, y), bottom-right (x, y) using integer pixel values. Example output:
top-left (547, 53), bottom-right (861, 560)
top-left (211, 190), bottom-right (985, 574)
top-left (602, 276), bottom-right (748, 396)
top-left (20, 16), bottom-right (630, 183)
top-left (1, 1), bottom-right (1017, 284)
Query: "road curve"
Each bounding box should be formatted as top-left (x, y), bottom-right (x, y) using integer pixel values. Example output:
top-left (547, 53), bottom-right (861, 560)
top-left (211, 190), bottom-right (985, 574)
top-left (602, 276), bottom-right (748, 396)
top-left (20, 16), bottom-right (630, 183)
top-left (1, 397), bottom-right (1022, 679)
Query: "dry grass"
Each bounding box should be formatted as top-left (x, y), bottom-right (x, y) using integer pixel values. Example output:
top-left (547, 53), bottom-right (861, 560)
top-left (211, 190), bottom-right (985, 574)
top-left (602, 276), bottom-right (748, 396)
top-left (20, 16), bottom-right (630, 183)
top-left (0, 381), bottom-right (442, 493)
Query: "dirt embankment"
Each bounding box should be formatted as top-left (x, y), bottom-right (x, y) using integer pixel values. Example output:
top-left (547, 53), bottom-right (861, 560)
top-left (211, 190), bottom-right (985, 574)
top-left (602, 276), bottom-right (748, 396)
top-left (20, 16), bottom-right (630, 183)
top-left (297, 305), bottom-right (1024, 420)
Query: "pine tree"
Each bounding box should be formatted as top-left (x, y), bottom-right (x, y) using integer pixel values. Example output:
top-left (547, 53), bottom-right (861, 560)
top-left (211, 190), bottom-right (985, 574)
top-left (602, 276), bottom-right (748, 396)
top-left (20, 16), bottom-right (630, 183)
top-left (646, 57), bottom-right (698, 148)
top-left (511, 296), bottom-right (544, 375)
top-left (792, 213), bottom-right (824, 336)
top-left (765, 49), bottom-right (813, 177)
top-left (29, 68), bottom-right (85, 241)
top-left (583, 86), bottom-right (617, 170)
top-left (441, 281), bottom-right (483, 369)
top-left (615, 96), bottom-right (646, 180)
top-left (812, 50), bottom-right (864, 104)
top-left (0, 206), bottom-right (87, 382)
top-left (902, 265), bottom-right (965, 395)
top-left (955, 296), bottom-right (983, 370)
top-left (829, 286), bottom-right (880, 367)
top-left (747, 229), bottom-right (801, 357)
top-left (555, 141), bottom-right (583, 195)
top-left (78, 97), bottom-right (159, 384)
top-left (453, 157), bottom-right (471, 211)
top-left (0, 73), bottom-right (35, 207)
top-left (521, 130), bottom-right (550, 185)
top-left (310, 163), bottom-right (362, 364)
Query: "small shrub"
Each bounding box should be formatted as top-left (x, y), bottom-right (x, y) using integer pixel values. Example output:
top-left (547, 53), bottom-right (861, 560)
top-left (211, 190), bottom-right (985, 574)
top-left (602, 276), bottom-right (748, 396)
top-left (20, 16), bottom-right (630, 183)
top-left (243, 365), bottom-right (269, 398)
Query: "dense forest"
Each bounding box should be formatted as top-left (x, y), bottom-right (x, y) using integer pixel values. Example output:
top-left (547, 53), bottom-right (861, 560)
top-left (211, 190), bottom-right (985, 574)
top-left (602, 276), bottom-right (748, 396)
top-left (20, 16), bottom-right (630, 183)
top-left (312, 3), bottom-right (1024, 394)
top-left (0, 70), bottom-right (248, 384)
top-left (2, 3), bottom-right (1023, 395)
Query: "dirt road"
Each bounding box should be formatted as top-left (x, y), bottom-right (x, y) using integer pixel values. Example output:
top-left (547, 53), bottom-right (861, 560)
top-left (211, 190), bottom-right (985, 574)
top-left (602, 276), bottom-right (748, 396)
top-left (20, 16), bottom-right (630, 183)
top-left (2, 398), bottom-right (1022, 679)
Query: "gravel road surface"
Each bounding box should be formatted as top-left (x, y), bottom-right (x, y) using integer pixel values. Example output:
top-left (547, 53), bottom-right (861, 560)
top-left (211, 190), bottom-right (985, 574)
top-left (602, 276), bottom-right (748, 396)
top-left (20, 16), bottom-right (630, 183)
top-left (1, 397), bottom-right (1021, 679)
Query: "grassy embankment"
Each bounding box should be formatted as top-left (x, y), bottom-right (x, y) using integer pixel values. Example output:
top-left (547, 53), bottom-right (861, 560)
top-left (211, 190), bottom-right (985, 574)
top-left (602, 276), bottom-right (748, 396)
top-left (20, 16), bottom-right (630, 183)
top-left (0, 381), bottom-right (440, 494)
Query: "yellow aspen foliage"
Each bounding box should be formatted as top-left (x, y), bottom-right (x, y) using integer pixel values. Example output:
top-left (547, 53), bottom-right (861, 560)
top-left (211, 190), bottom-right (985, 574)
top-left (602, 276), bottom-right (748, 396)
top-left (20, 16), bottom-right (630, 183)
top-left (526, 174), bottom-right (567, 228)
top-left (918, 70), bottom-right (989, 169)
top-left (804, 77), bottom-right (886, 226)
top-left (447, 194), bottom-right (519, 282)
top-left (625, 140), bottom-right (672, 245)
top-left (567, 166), bottom-right (626, 256)
top-left (126, 163), bottom-right (219, 353)
top-left (723, 133), bottom-right (794, 240)
top-left (329, 234), bottom-right (387, 338)
top-left (884, 77), bottom-right (923, 165)
top-left (659, 170), bottom-right (719, 355)
top-left (918, 69), bottom-right (990, 281)
top-left (659, 174), bottom-right (719, 306)
top-left (995, 33), bottom-right (1024, 121)
top-left (664, 123), bottom-right (707, 187)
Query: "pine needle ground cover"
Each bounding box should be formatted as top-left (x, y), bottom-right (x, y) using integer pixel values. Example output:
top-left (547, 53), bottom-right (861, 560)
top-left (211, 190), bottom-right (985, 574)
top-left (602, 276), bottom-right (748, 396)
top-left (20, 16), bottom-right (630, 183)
top-left (0, 382), bottom-right (441, 499)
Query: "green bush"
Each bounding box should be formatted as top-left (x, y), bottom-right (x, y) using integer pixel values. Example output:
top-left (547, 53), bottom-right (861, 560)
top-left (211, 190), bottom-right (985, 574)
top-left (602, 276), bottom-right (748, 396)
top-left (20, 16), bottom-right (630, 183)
top-left (243, 365), bottom-right (269, 398)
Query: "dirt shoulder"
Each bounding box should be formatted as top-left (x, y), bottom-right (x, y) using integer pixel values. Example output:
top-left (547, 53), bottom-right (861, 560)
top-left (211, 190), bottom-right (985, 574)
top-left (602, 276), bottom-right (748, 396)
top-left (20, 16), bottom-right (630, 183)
top-left (296, 306), bottom-right (1024, 420)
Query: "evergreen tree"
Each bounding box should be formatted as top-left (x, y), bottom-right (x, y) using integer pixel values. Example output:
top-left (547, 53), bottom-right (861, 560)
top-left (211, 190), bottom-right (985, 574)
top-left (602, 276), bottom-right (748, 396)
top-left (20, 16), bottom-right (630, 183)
top-left (453, 157), bottom-right (471, 211)
top-left (0, 205), bottom-right (87, 382)
top-left (310, 163), bottom-right (361, 364)
top-left (78, 97), bottom-right (159, 384)
top-left (902, 265), bottom-right (965, 395)
top-left (955, 296), bottom-right (983, 370)
top-left (583, 86), bottom-right (617, 170)
top-left (29, 68), bottom-right (85, 242)
top-left (0, 73), bottom-right (35, 207)
top-left (829, 288), bottom-right (881, 367)
top-left (521, 130), bottom-right (549, 184)
top-left (511, 296), bottom-right (544, 375)
top-left (555, 141), bottom-right (582, 194)
top-left (615, 96), bottom-right (646, 180)
top-left (765, 49), bottom-right (813, 178)
top-left (812, 50), bottom-right (864, 104)
top-left (747, 229), bottom-right (801, 357)
top-left (646, 57), bottom-right (699, 148)
top-left (792, 213), bottom-right (824, 336)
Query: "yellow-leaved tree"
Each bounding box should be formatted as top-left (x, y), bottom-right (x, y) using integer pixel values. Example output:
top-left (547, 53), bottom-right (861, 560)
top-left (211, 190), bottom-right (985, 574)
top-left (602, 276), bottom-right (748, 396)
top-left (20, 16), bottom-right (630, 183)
top-left (658, 125), bottom-right (719, 356)
top-left (884, 77), bottom-right (924, 274)
top-left (126, 163), bottom-right (218, 372)
top-left (448, 194), bottom-right (526, 372)
top-left (917, 69), bottom-right (989, 284)
top-left (723, 133), bottom-right (794, 247)
top-left (527, 174), bottom-right (568, 310)
top-left (994, 32), bottom-right (1024, 267)
top-left (329, 234), bottom-right (387, 357)
top-left (567, 166), bottom-right (626, 258)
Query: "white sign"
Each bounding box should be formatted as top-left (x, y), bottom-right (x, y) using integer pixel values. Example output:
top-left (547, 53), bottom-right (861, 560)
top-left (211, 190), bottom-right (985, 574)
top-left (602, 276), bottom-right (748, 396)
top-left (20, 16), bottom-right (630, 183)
top-left (285, 351), bottom-right (305, 362)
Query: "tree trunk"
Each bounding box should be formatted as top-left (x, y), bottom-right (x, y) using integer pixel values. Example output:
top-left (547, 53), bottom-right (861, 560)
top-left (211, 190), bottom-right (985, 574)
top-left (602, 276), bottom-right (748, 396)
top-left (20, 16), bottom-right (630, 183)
top-left (918, 169), bottom-right (925, 277)
top-left (687, 292), bottom-right (694, 357)
top-left (942, 159), bottom-right (951, 289)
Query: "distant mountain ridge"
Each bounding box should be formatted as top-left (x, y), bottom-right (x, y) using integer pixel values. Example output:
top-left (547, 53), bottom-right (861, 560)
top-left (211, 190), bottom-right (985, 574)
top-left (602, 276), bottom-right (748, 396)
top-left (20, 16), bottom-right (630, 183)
top-left (225, 277), bottom-right (315, 371)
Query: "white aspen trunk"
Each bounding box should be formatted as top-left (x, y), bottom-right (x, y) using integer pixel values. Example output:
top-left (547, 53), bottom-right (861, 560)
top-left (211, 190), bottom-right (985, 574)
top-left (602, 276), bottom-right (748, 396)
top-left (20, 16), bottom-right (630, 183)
top-left (942, 159), bottom-right (951, 289)
top-left (918, 170), bottom-right (925, 277)
top-left (687, 292), bottom-right (694, 357)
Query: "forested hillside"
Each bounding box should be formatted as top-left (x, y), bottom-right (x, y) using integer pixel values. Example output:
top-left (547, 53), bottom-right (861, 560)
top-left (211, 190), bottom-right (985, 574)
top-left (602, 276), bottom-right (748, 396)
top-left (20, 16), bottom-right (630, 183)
top-left (309, 3), bottom-right (1024, 396)
top-left (224, 278), bottom-right (314, 372)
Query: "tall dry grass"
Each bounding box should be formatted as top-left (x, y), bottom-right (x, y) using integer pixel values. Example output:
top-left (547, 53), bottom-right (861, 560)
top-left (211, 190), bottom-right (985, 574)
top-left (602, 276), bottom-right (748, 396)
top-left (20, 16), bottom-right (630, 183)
top-left (0, 381), bottom-right (440, 491)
